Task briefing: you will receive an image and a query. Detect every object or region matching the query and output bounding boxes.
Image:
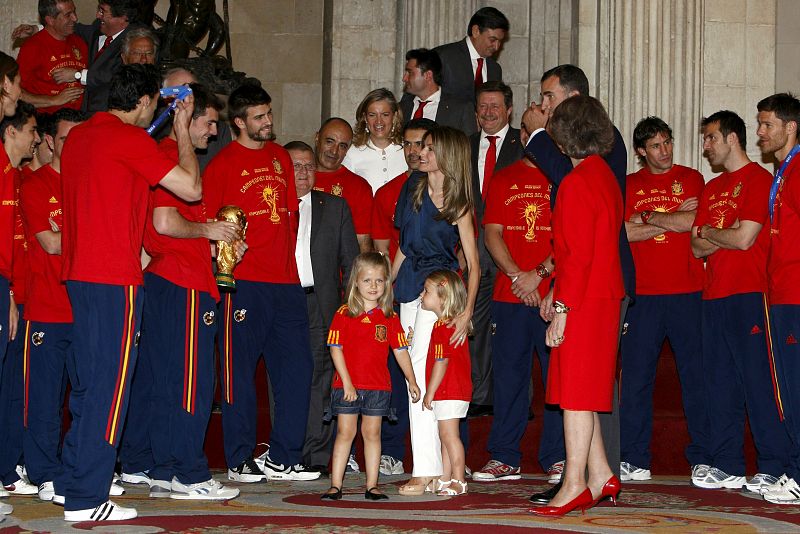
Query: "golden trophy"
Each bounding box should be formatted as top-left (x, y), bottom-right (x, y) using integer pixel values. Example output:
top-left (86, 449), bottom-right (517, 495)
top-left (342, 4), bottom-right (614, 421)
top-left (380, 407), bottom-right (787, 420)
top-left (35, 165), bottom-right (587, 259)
top-left (215, 205), bottom-right (247, 291)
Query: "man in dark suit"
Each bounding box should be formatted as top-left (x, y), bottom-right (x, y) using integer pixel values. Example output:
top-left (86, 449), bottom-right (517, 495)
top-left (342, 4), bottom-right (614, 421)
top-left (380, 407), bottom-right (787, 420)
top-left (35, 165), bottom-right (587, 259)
top-left (399, 48), bottom-right (477, 136)
top-left (284, 141), bottom-right (359, 475)
top-left (433, 7), bottom-right (508, 104)
top-left (522, 64), bottom-right (632, 503)
top-left (468, 81), bottom-right (523, 417)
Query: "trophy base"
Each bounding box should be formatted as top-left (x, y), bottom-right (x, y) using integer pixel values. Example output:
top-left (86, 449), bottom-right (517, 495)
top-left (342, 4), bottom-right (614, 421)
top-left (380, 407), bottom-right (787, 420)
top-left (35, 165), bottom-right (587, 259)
top-left (216, 273), bottom-right (236, 292)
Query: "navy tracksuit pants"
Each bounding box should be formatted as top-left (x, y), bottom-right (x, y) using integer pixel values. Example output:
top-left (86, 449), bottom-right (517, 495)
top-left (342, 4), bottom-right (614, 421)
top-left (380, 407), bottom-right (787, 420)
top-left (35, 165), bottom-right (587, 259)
top-left (702, 292), bottom-right (790, 476)
top-left (22, 320), bottom-right (71, 486)
top-left (59, 282), bottom-right (143, 511)
top-left (620, 292), bottom-right (711, 469)
top-left (487, 301), bottom-right (565, 470)
top-left (768, 304), bottom-right (800, 481)
top-left (0, 303), bottom-right (24, 485)
top-left (220, 280), bottom-right (313, 468)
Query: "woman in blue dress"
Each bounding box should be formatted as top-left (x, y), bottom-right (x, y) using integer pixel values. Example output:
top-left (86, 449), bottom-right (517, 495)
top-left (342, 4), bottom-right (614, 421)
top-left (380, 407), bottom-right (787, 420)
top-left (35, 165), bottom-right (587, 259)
top-left (392, 126), bottom-right (480, 495)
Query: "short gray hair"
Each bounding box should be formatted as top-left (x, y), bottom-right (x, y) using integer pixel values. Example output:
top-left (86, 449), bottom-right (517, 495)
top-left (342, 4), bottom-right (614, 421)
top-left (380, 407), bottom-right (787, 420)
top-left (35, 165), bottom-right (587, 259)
top-left (121, 26), bottom-right (159, 57)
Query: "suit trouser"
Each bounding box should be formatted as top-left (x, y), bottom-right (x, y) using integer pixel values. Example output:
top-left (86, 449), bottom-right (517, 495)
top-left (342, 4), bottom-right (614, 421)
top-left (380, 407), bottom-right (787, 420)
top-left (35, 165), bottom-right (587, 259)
top-left (768, 304), bottom-right (800, 480)
top-left (488, 301), bottom-right (564, 470)
top-left (468, 258), bottom-right (496, 406)
top-left (22, 320), bottom-right (71, 486)
top-left (0, 304), bottom-right (24, 484)
top-left (702, 293), bottom-right (790, 476)
top-left (302, 291), bottom-right (335, 467)
top-left (220, 281), bottom-right (313, 468)
top-left (380, 351), bottom-right (412, 460)
top-left (59, 282), bottom-right (143, 511)
top-left (620, 292), bottom-right (711, 470)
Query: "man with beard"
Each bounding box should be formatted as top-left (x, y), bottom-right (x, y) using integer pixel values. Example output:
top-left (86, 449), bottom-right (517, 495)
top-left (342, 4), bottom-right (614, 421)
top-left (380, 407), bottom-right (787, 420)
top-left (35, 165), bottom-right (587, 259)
top-left (203, 84), bottom-right (319, 484)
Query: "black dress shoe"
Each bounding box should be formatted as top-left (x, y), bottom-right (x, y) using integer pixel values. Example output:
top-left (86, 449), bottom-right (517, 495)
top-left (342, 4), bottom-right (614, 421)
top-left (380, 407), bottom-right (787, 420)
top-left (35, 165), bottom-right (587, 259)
top-left (529, 480), bottom-right (562, 504)
top-left (320, 487), bottom-right (342, 500)
top-left (365, 487), bottom-right (389, 500)
top-left (467, 403), bottom-right (494, 418)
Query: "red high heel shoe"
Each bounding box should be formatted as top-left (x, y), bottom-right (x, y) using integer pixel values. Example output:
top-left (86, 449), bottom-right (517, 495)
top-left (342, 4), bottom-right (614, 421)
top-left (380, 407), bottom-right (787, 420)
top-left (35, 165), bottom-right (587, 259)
top-left (528, 488), bottom-right (593, 517)
top-left (591, 475), bottom-right (622, 507)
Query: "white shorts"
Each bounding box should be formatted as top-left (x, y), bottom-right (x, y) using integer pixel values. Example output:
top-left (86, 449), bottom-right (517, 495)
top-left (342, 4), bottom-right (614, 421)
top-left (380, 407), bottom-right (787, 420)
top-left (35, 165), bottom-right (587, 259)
top-left (432, 400), bottom-right (469, 421)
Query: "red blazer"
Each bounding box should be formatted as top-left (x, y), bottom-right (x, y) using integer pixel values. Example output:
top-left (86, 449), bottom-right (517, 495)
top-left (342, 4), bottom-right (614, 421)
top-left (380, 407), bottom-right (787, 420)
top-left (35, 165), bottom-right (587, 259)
top-left (553, 155), bottom-right (624, 310)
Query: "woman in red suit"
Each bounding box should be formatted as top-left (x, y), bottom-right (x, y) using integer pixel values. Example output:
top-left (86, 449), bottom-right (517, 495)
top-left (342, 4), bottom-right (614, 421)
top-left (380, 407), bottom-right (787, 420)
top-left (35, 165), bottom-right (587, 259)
top-left (529, 95), bottom-right (624, 517)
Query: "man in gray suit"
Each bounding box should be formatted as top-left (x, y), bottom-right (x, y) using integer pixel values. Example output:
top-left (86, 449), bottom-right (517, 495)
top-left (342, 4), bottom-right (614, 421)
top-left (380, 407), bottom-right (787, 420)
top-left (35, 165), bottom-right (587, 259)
top-left (399, 48), bottom-right (477, 136)
top-left (433, 7), bottom-right (508, 104)
top-left (284, 141), bottom-right (359, 475)
top-left (468, 81), bottom-right (523, 417)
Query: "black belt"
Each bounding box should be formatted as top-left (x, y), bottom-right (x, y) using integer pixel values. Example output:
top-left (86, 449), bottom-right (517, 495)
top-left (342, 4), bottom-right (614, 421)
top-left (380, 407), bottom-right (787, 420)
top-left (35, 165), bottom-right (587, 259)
top-left (303, 286), bottom-right (315, 294)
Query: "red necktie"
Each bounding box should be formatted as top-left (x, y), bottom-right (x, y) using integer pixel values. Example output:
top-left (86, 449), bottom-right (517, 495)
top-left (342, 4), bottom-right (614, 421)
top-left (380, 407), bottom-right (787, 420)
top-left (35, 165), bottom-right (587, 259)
top-left (413, 100), bottom-right (429, 119)
top-left (95, 35), bottom-right (113, 60)
top-left (482, 135), bottom-right (498, 200)
top-left (474, 57), bottom-right (484, 89)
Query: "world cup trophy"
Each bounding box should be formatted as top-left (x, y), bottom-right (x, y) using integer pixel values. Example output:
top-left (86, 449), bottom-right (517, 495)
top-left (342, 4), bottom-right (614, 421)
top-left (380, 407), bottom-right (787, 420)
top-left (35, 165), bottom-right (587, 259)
top-left (215, 206), bottom-right (247, 291)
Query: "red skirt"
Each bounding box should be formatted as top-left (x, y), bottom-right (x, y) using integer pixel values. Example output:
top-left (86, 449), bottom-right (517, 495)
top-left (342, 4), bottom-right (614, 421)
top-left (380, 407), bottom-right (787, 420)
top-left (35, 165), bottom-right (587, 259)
top-left (546, 298), bottom-right (621, 411)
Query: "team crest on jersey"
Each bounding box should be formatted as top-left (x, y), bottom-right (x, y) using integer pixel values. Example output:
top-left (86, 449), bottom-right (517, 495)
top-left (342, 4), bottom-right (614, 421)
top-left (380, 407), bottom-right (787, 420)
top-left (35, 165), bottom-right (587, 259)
top-left (31, 331), bottom-right (45, 346)
top-left (331, 184), bottom-right (343, 196)
top-left (732, 182), bottom-right (743, 198)
top-left (375, 324), bottom-right (387, 342)
top-left (234, 309), bottom-right (247, 322)
top-left (671, 181), bottom-right (683, 195)
top-left (203, 311), bottom-right (216, 326)
top-left (134, 331), bottom-right (141, 346)
top-left (273, 159), bottom-right (283, 174)
top-left (72, 47), bottom-right (82, 60)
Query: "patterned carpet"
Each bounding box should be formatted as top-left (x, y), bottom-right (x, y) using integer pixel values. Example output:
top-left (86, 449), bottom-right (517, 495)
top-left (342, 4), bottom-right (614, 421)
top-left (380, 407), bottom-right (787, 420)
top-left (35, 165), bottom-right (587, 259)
top-left (2, 472), bottom-right (799, 533)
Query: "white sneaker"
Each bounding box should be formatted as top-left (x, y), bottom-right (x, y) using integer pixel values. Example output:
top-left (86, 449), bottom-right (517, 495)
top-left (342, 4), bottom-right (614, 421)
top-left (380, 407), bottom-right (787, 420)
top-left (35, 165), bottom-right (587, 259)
top-left (149, 479), bottom-right (171, 498)
top-left (691, 463), bottom-right (710, 483)
top-left (52, 493), bottom-right (64, 505)
top-left (760, 474), bottom-right (789, 495)
top-left (745, 473), bottom-right (779, 493)
top-left (692, 467), bottom-right (746, 489)
top-left (260, 452), bottom-right (320, 481)
top-left (64, 500), bottom-right (137, 521)
top-left (38, 481), bottom-right (55, 501)
top-left (547, 460), bottom-right (565, 484)
top-left (121, 471), bottom-right (151, 485)
top-left (15, 465), bottom-right (28, 483)
top-left (170, 477), bottom-right (240, 500)
top-left (379, 455), bottom-right (404, 476)
top-left (0, 501), bottom-right (11, 515)
top-left (345, 454), bottom-right (360, 473)
top-left (3, 478), bottom-right (38, 496)
top-left (228, 458), bottom-right (267, 483)
top-left (763, 476), bottom-right (800, 504)
top-left (109, 481), bottom-right (125, 496)
top-left (620, 461), bottom-right (652, 481)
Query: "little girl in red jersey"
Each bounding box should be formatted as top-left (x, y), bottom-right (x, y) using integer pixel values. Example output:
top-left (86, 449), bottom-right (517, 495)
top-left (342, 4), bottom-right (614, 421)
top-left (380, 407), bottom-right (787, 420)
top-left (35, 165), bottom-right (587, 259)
top-left (420, 269), bottom-right (473, 496)
top-left (323, 252), bottom-right (420, 500)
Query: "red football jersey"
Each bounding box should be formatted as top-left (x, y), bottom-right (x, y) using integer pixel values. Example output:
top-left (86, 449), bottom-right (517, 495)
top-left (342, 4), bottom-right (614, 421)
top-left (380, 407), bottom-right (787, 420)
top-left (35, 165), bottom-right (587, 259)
top-left (371, 172), bottom-right (407, 262)
top-left (626, 165), bottom-right (705, 295)
top-left (143, 138), bottom-right (219, 301)
top-left (19, 164), bottom-right (71, 322)
top-left (552, 155), bottom-right (624, 310)
top-left (61, 112), bottom-right (177, 285)
top-left (327, 305), bottom-right (408, 391)
top-left (425, 321), bottom-right (472, 402)
top-left (11, 170), bottom-right (27, 304)
top-left (314, 166), bottom-right (373, 235)
top-left (203, 141), bottom-right (299, 284)
top-left (482, 160), bottom-right (552, 303)
top-left (17, 30), bottom-right (87, 113)
top-left (693, 162), bottom-right (770, 300)
top-left (769, 156), bottom-right (800, 304)
top-left (0, 141), bottom-right (15, 281)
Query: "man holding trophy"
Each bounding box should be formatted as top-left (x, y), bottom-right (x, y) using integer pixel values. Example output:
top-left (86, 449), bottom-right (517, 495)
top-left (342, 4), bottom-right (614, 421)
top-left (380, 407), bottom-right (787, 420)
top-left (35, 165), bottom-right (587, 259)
top-left (203, 84), bottom-right (318, 483)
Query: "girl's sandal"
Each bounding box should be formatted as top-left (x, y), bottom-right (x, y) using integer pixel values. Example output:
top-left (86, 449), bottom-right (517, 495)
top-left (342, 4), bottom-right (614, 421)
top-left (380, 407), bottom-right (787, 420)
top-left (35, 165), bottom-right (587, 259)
top-left (437, 479), bottom-right (468, 496)
top-left (398, 477), bottom-right (434, 496)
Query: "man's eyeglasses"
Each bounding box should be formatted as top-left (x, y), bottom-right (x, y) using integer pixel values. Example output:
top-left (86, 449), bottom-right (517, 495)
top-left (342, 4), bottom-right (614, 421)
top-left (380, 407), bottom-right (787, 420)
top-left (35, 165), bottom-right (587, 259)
top-left (293, 163), bottom-right (316, 173)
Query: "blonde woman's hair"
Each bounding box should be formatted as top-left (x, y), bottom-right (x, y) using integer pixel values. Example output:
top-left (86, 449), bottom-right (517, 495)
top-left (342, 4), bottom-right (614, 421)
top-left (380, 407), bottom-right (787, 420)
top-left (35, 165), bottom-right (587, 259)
top-left (412, 126), bottom-right (473, 224)
top-left (352, 88), bottom-right (404, 147)
top-left (425, 270), bottom-right (467, 322)
top-left (344, 252), bottom-right (395, 318)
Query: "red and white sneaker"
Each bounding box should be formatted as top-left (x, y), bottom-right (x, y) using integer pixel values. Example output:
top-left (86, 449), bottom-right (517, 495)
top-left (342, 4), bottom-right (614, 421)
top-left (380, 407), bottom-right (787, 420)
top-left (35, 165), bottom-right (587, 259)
top-left (471, 460), bottom-right (521, 481)
top-left (546, 460), bottom-right (565, 484)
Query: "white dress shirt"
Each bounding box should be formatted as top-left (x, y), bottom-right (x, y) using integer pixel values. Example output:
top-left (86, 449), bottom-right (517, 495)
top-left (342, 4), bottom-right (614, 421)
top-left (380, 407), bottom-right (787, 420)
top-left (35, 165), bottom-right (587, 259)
top-left (294, 192), bottom-right (314, 288)
top-left (477, 123), bottom-right (510, 191)
top-left (342, 140), bottom-right (408, 193)
top-left (412, 88), bottom-right (441, 121)
top-left (465, 37), bottom-right (487, 83)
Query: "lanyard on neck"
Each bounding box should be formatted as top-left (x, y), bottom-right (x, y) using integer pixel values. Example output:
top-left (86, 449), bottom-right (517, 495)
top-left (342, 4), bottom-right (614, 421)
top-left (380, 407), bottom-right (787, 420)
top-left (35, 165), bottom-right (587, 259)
top-left (769, 144), bottom-right (800, 224)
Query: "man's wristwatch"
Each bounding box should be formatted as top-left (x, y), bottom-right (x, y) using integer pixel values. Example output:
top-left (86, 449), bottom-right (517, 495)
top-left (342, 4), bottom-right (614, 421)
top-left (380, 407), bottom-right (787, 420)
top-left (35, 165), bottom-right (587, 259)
top-left (535, 263), bottom-right (551, 279)
top-left (74, 70), bottom-right (81, 80)
top-left (640, 210), bottom-right (653, 223)
top-left (554, 300), bottom-right (570, 314)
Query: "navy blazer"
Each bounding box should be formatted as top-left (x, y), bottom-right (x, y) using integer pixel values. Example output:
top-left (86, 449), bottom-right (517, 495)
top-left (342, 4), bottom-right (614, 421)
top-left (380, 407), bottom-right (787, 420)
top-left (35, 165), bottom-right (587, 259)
top-left (525, 127), bottom-right (636, 297)
top-left (434, 39), bottom-right (502, 103)
top-left (399, 91), bottom-right (478, 136)
top-left (75, 21), bottom-right (137, 112)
